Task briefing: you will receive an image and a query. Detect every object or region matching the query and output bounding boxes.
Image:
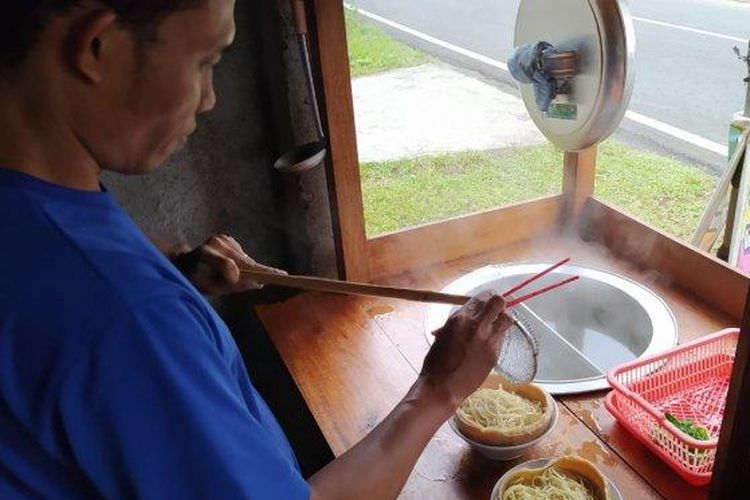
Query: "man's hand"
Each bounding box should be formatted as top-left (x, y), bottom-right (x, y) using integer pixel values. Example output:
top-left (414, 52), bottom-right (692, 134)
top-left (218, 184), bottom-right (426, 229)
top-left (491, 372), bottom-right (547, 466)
top-left (420, 292), bottom-right (513, 411)
top-left (170, 234), bottom-right (286, 296)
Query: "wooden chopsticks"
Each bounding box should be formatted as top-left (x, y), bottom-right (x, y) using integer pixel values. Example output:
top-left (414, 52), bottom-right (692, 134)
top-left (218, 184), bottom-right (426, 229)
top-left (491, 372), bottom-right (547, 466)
top-left (240, 258), bottom-right (579, 308)
top-left (240, 269), bottom-right (469, 305)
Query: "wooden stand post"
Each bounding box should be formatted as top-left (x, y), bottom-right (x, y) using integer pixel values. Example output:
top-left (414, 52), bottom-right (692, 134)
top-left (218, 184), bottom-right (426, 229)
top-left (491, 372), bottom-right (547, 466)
top-left (709, 290), bottom-right (750, 498)
top-left (562, 146), bottom-right (597, 225)
top-left (310, 0), bottom-right (369, 281)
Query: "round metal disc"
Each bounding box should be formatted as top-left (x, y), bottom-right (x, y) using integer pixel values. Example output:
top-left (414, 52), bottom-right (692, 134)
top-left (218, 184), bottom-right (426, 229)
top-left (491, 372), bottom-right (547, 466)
top-left (424, 263), bottom-right (677, 395)
top-left (514, 0), bottom-right (635, 151)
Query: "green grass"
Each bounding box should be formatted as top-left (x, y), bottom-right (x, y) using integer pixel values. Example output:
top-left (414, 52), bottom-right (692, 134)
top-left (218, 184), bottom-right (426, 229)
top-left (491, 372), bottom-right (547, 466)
top-left (595, 142), bottom-right (715, 238)
top-left (361, 141), bottom-right (717, 240)
top-left (345, 9), bottom-right (430, 77)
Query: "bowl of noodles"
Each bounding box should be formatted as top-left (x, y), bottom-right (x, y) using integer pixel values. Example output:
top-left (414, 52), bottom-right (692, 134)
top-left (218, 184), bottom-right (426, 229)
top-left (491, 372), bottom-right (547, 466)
top-left (491, 455), bottom-right (621, 500)
top-left (450, 373), bottom-right (557, 460)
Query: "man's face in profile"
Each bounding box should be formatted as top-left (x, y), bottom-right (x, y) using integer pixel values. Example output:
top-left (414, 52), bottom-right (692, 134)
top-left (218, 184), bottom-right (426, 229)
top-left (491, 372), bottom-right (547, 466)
top-left (84, 0), bottom-right (236, 174)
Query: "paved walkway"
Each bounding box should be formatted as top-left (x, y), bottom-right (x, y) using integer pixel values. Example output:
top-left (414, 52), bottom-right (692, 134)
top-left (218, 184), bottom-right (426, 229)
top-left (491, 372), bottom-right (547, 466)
top-left (352, 63), bottom-right (544, 163)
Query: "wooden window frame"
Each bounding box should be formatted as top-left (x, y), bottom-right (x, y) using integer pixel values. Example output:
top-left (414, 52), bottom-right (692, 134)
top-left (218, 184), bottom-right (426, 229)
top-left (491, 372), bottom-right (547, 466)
top-left (313, 2), bottom-right (747, 309)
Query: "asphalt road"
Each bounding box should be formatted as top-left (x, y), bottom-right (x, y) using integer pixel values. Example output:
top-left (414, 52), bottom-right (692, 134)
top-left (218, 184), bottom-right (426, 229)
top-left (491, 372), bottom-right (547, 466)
top-left (350, 0), bottom-right (750, 174)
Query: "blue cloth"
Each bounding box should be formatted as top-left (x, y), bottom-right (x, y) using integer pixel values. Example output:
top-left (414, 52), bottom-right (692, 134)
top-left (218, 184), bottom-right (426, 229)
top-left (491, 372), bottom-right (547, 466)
top-left (0, 168), bottom-right (310, 499)
top-left (508, 41), bottom-right (559, 112)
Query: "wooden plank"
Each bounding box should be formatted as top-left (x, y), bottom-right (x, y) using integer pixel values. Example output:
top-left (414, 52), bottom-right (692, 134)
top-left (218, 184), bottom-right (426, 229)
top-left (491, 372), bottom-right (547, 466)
top-left (562, 147), bottom-right (597, 223)
top-left (367, 195), bottom-right (565, 279)
top-left (311, 0), bottom-right (369, 281)
top-left (561, 396), bottom-right (709, 500)
top-left (256, 290), bottom-right (659, 499)
top-left (398, 402), bottom-right (659, 499)
top-left (580, 197), bottom-right (750, 320)
top-left (256, 292), bottom-right (416, 454)
top-left (709, 291), bottom-right (750, 499)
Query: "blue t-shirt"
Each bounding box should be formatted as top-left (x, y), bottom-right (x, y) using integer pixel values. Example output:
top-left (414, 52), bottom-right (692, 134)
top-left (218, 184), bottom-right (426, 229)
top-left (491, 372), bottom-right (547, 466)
top-left (0, 168), bottom-right (310, 499)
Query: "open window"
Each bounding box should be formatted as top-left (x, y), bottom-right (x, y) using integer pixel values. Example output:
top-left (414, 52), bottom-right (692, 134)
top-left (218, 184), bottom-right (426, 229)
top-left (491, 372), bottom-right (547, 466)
top-left (297, 1), bottom-right (750, 493)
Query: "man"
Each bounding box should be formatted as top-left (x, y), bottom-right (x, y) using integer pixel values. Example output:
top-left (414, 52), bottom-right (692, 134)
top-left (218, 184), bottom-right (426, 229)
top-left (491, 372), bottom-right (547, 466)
top-left (0, 1), bottom-right (512, 498)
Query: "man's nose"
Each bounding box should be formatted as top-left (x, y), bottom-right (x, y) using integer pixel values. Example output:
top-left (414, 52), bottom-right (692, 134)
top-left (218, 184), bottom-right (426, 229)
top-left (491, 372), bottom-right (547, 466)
top-left (198, 81), bottom-right (217, 115)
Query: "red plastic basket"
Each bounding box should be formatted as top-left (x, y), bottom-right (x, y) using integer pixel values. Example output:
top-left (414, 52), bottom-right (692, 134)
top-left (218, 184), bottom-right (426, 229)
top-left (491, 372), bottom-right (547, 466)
top-left (605, 328), bottom-right (738, 486)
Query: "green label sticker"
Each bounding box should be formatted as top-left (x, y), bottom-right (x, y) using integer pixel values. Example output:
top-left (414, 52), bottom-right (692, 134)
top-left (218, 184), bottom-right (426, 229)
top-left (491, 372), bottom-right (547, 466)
top-left (547, 102), bottom-right (578, 121)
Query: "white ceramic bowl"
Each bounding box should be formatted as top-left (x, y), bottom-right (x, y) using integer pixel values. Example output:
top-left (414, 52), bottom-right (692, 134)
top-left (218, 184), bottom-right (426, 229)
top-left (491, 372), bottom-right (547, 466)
top-left (450, 401), bottom-right (558, 461)
top-left (489, 457), bottom-right (623, 500)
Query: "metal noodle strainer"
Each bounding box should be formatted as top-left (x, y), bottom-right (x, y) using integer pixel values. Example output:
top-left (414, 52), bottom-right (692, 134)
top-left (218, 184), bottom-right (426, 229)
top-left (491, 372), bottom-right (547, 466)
top-left (496, 309), bottom-right (540, 385)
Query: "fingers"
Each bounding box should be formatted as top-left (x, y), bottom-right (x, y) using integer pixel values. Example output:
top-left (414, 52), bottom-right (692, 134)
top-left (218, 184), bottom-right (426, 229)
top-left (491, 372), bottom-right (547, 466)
top-left (202, 234), bottom-right (289, 292)
top-left (492, 312), bottom-right (514, 331)
top-left (223, 235), bottom-right (244, 254)
top-left (211, 234), bottom-right (250, 265)
top-left (476, 294), bottom-right (506, 337)
top-left (243, 258), bottom-right (288, 276)
top-left (207, 235), bottom-right (263, 290)
top-left (457, 291), bottom-right (506, 329)
top-left (213, 234), bottom-right (286, 274)
top-left (442, 290), bottom-right (492, 332)
top-left (199, 243), bottom-right (241, 286)
top-left (459, 290), bottom-right (493, 317)
top-left (488, 313), bottom-right (514, 354)
top-left (439, 291), bottom-right (506, 342)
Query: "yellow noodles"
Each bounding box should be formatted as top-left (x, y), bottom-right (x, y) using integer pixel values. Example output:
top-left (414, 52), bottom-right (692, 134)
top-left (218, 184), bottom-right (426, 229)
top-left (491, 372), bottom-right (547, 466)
top-left (501, 467), bottom-right (597, 500)
top-left (457, 386), bottom-right (544, 432)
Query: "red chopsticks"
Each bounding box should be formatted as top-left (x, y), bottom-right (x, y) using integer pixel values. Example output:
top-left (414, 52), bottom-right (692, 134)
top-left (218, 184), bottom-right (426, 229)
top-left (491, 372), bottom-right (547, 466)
top-left (506, 275), bottom-right (579, 307)
top-left (503, 258), bottom-right (579, 308)
top-left (431, 258), bottom-right (577, 337)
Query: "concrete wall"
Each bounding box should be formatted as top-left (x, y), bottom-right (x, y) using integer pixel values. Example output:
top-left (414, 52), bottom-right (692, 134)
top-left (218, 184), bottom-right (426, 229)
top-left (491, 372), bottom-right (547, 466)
top-left (104, 0), bottom-right (338, 278)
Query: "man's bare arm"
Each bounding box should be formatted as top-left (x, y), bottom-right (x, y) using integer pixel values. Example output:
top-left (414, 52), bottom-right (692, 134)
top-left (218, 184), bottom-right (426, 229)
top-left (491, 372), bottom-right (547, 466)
top-left (309, 293), bottom-right (512, 500)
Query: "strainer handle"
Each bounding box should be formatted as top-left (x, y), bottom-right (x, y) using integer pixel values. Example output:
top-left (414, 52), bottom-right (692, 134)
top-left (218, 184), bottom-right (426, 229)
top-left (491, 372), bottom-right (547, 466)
top-left (241, 269), bottom-right (470, 305)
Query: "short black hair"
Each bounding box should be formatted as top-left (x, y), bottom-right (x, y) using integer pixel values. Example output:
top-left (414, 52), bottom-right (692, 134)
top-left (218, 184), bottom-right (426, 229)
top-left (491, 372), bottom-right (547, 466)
top-left (1, 0), bottom-right (205, 71)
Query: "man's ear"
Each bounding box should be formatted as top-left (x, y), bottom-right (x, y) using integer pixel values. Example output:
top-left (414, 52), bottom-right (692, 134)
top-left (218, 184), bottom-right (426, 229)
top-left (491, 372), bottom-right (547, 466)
top-left (70, 10), bottom-right (120, 83)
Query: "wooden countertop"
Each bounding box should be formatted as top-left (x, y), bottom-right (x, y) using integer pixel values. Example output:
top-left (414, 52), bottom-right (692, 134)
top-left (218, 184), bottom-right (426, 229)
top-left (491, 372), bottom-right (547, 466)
top-left (257, 235), bottom-right (735, 499)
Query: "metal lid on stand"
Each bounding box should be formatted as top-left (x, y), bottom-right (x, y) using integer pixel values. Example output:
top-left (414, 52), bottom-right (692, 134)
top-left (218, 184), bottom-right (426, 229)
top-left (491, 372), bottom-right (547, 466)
top-left (514, 0), bottom-right (636, 151)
